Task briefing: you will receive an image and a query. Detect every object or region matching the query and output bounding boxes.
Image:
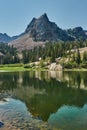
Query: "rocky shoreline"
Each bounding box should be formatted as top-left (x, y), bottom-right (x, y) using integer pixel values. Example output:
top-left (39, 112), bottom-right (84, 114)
top-left (0, 93), bottom-right (59, 130)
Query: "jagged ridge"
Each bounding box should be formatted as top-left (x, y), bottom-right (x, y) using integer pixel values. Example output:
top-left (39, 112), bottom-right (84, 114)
top-left (25, 13), bottom-right (73, 42)
top-left (7, 13), bottom-right (87, 52)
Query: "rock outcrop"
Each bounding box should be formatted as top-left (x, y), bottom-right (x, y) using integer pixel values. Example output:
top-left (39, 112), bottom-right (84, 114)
top-left (49, 63), bottom-right (63, 71)
top-left (0, 33), bottom-right (19, 43)
top-left (67, 27), bottom-right (87, 40)
top-left (25, 13), bottom-right (72, 42)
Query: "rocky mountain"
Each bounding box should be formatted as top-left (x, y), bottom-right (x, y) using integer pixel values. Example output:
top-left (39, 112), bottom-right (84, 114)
top-left (9, 34), bottom-right (45, 52)
top-left (67, 27), bottom-right (87, 40)
top-left (84, 30), bottom-right (87, 35)
top-left (0, 33), bottom-right (19, 43)
top-left (25, 13), bottom-right (73, 42)
top-left (8, 13), bottom-right (87, 51)
top-left (8, 13), bottom-right (73, 51)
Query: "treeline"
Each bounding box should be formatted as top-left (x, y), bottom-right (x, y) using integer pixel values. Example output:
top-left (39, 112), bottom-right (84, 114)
top-left (22, 40), bottom-right (87, 64)
top-left (64, 49), bottom-right (87, 69)
top-left (0, 43), bottom-right (19, 64)
top-left (0, 40), bottom-right (87, 67)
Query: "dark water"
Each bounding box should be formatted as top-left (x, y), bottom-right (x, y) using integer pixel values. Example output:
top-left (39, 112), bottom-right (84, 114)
top-left (0, 71), bottom-right (87, 130)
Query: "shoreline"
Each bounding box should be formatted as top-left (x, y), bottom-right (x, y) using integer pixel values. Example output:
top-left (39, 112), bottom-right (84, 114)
top-left (64, 68), bottom-right (87, 71)
top-left (0, 66), bottom-right (87, 72)
top-left (0, 63), bottom-right (87, 72)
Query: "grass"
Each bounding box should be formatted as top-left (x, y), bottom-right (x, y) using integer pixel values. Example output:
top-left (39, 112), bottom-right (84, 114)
top-left (0, 63), bottom-right (29, 72)
top-left (0, 63), bottom-right (87, 72)
top-left (0, 66), bottom-right (26, 72)
top-left (64, 68), bottom-right (87, 71)
top-left (0, 63), bottom-right (47, 72)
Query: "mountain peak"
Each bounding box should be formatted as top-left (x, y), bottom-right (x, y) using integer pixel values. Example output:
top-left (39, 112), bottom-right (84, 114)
top-left (8, 14), bottom-right (87, 51)
top-left (25, 13), bottom-right (71, 42)
top-left (25, 17), bottom-right (37, 33)
top-left (38, 13), bottom-right (49, 21)
top-left (73, 27), bottom-right (83, 32)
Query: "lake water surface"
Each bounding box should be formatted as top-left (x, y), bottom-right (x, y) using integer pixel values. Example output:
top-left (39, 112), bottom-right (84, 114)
top-left (0, 71), bottom-right (87, 130)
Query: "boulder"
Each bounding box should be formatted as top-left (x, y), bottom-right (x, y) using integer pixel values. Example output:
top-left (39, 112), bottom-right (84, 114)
top-left (49, 63), bottom-right (62, 71)
top-left (0, 122), bottom-right (4, 128)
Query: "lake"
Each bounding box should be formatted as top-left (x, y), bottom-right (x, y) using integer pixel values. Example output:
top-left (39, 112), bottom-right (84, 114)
top-left (0, 71), bottom-right (87, 130)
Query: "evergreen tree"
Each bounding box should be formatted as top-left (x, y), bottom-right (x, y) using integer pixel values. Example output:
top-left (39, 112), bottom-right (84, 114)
top-left (22, 51), bottom-right (29, 64)
top-left (3, 52), bottom-right (13, 64)
top-left (83, 51), bottom-right (87, 62)
top-left (76, 49), bottom-right (81, 64)
top-left (72, 53), bottom-right (76, 62)
top-left (14, 52), bottom-right (20, 63)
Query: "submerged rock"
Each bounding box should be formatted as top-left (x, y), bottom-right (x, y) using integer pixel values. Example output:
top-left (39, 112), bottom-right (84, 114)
top-left (0, 122), bottom-right (4, 128)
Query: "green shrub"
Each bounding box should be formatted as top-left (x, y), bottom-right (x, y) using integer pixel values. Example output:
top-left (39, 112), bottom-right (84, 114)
top-left (71, 62), bottom-right (78, 68)
top-left (63, 62), bottom-right (73, 69)
top-left (24, 63), bottom-right (34, 68)
top-left (39, 60), bottom-right (45, 67)
top-left (80, 63), bottom-right (87, 68)
top-left (0, 63), bottom-right (24, 67)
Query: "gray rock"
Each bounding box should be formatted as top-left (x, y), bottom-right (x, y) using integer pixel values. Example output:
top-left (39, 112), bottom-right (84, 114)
top-left (25, 13), bottom-right (72, 42)
top-left (0, 121), bottom-right (4, 128)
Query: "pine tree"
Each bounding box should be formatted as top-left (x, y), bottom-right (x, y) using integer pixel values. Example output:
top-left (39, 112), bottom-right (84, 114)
top-left (22, 51), bottom-right (29, 64)
top-left (72, 53), bottom-right (76, 62)
top-left (76, 49), bottom-right (81, 64)
top-left (83, 51), bottom-right (87, 62)
top-left (14, 52), bottom-right (20, 63)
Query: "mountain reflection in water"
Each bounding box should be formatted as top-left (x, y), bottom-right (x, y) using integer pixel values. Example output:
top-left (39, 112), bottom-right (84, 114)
top-left (0, 71), bottom-right (87, 130)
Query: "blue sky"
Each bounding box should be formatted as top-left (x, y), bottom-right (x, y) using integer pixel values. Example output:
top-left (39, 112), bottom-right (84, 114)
top-left (0, 0), bottom-right (87, 36)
